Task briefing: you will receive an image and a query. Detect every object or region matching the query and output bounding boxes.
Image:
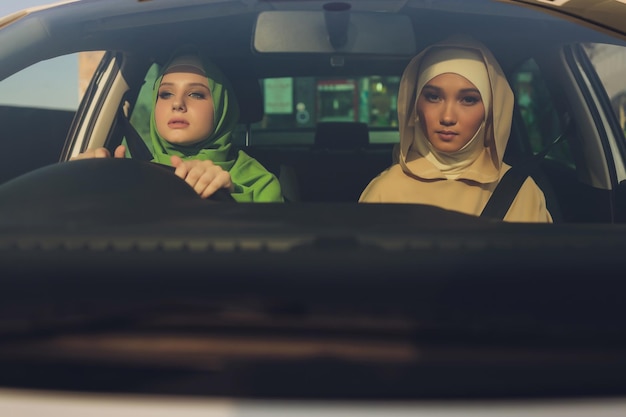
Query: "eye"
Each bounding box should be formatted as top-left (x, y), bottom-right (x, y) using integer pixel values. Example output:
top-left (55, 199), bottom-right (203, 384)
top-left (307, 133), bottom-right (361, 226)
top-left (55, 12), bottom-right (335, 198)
top-left (188, 91), bottom-right (207, 99)
top-left (158, 90), bottom-right (173, 100)
top-left (422, 92), bottom-right (441, 102)
top-left (461, 95), bottom-right (481, 105)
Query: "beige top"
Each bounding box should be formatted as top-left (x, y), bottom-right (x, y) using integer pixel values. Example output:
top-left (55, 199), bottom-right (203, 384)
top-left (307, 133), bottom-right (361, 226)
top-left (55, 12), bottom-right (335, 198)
top-left (359, 36), bottom-right (552, 223)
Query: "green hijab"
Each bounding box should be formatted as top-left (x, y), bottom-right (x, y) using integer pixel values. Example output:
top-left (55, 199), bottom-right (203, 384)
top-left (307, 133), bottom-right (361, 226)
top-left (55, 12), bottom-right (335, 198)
top-left (149, 47), bottom-right (239, 167)
top-left (147, 47), bottom-right (283, 202)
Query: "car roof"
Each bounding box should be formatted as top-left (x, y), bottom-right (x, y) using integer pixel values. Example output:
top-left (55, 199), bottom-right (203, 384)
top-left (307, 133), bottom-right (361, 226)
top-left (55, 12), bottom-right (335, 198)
top-left (0, 0), bottom-right (622, 82)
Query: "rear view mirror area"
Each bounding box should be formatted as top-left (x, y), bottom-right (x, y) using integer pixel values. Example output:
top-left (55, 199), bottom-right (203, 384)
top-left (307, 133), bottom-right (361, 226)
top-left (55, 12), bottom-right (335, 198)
top-left (253, 5), bottom-right (416, 56)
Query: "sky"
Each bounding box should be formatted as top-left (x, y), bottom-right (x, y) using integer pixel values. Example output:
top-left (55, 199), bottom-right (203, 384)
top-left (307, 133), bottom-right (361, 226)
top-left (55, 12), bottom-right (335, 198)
top-left (0, 0), bottom-right (64, 16)
top-left (0, 0), bottom-right (80, 110)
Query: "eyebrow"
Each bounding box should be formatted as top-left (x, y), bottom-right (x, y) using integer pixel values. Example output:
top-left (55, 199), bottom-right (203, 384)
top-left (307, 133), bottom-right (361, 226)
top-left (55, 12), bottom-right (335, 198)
top-left (159, 82), bottom-right (210, 90)
top-left (422, 84), bottom-right (481, 95)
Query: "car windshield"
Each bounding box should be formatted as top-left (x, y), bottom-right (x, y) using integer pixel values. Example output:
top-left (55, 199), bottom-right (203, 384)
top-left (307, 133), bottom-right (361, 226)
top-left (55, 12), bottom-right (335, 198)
top-left (3, 0), bottom-right (626, 411)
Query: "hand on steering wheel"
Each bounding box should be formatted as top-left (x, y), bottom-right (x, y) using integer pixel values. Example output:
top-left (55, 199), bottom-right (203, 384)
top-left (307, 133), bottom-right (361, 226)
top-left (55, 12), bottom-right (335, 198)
top-left (152, 162), bottom-right (235, 202)
top-left (72, 145), bottom-right (235, 202)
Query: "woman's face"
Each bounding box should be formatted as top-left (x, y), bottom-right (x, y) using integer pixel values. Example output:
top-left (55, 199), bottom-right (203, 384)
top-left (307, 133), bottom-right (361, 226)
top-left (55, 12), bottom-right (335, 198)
top-left (416, 72), bottom-right (486, 153)
top-left (154, 69), bottom-right (215, 146)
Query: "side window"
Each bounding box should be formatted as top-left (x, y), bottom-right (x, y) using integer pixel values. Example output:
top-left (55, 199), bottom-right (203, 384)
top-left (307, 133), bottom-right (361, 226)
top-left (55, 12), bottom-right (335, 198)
top-left (0, 54), bottom-right (80, 111)
top-left (0, 53), bottom-right (90, 182)
top-left (510, 58), bottom-right (574, 169)
top-left (582, 43), bottom-right (626, 140)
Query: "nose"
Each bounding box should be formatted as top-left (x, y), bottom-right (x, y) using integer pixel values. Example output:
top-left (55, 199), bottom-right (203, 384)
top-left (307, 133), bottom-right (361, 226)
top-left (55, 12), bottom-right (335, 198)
top-left (440, 102), bottom-right (456, 126)
top-left (172, 97), bottom-right (186, 112)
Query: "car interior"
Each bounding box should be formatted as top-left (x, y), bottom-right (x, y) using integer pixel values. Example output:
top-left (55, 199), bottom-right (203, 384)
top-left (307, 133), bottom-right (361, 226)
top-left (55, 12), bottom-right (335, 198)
top-left (110, 42), bottom-right (616, 223)
top-left (2, 1), bottom-right (626, 224)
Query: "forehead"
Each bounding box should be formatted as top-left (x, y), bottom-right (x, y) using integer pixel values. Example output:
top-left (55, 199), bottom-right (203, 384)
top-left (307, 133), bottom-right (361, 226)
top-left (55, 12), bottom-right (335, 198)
top-left (424, 73), bottom-right (477, 90)
top-left (160, 70), bottom-right (209, 86)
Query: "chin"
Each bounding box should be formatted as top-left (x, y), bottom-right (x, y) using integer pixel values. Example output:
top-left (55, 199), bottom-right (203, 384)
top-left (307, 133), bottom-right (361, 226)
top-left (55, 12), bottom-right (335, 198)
top-left (165, 138), bottom-right (204, 146)
top-left (433, 143), bottom-right (464, 153)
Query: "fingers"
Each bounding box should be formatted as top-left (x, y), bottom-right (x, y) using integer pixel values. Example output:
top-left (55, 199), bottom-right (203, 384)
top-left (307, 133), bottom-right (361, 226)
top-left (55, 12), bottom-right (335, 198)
top-left (69, 147), bottom-right (111, 160)
top-left (172, 156), bottom-right (191, 180)
top-left (170, 155), bottom-right (183, 167)
top-left (69, 145), bottom-right (125, 161)
top-left (196, 170), bottom-right (233, 199)
top-left (172, 159), bottom-right (233, 198)
top-left (94, 148), bottom-right (111, 158)
top-left (113, 145), bottom-right (127, 158)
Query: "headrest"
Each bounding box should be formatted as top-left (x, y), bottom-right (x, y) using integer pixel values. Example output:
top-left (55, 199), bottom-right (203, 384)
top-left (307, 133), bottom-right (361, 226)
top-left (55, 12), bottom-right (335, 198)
top-left (314, 122), bottom-right (369, 149)
top-left (231, 78), bottom-right (264, 125)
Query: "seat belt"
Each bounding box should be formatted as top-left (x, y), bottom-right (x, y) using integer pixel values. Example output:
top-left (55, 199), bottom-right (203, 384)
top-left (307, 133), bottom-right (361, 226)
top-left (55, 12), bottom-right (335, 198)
top-left (480, 117), bottom-right (570, 220)
top-left (480, 165), bottom-right (530, 220)
top-left (117, 105), bottom-right (153, 162)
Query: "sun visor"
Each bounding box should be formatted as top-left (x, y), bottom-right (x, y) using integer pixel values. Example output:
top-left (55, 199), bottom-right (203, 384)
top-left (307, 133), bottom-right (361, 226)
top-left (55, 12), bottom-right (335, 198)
top-left (253, 9), bottom-right (416, 56)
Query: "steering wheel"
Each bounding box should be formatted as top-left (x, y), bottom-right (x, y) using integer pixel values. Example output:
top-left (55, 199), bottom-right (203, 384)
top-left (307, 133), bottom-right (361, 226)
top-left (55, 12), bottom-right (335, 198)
top-left (150, 161), bottom-right (236, 202)
top-left (0, 158), bottom-right (236, 209)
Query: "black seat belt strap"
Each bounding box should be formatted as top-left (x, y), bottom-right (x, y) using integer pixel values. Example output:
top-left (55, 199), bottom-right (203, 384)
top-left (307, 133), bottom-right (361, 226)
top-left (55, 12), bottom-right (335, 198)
top-left (480, 115), bottom-right (571, 220)
top-left (117, 105), bottom-right (153, 162)
top-left (480, 166), bottom-right (529, 220)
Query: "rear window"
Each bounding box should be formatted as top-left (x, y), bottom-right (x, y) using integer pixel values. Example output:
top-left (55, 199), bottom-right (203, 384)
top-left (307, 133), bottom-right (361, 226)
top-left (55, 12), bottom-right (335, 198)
top-left (250, 76), bottom-right (400, 146)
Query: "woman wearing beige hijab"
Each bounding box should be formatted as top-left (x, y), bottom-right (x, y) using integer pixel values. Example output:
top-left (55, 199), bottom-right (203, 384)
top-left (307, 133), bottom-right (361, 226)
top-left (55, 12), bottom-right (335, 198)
top-left (359, 36), bottom-right (552, 223)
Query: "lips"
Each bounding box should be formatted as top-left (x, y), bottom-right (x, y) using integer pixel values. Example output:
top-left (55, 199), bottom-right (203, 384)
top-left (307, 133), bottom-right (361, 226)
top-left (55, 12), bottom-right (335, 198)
top-left (168, 118), bottom-right (189, 128)
top-left (436, 130), bottom-right (457, 141)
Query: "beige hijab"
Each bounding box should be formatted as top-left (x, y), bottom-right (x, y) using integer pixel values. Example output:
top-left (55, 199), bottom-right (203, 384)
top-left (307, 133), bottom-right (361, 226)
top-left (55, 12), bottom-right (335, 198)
top-left (398, 35), bottom-right (513, 183)
top-left (360, 36), bottom-right (552, 223)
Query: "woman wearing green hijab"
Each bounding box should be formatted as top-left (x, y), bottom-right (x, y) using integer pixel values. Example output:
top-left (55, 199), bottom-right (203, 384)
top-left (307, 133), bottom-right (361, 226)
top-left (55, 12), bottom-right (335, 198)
top-left (73, 47), bottom-right (283, 203)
